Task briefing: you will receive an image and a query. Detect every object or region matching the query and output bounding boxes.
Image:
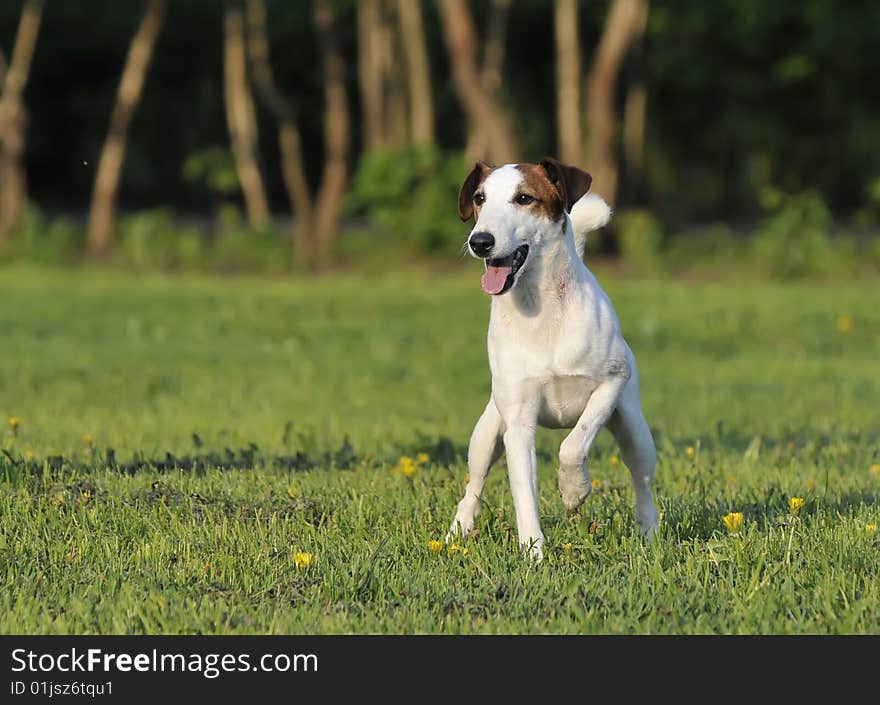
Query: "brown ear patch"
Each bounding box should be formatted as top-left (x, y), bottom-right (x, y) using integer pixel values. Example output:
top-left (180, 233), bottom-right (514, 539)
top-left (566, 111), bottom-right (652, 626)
top-left (538, 157), bottom-right (592, 214)
top-left (458, 161), bottom-right (493, 221)
top-left (516, 163), bottom-right (568, 221)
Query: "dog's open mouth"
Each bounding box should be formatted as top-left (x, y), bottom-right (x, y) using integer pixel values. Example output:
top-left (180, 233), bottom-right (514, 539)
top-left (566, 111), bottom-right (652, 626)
top-left (481, 245), bottom-right (529, 295)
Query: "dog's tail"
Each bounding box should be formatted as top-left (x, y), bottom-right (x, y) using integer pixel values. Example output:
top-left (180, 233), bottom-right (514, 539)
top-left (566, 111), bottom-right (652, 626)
top-left (569, 193), bottom-right (612, 258)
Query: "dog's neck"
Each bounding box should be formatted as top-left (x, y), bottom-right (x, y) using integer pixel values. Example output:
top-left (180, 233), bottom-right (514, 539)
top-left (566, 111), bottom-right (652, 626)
top-left (492, 216), bottom-right (584, 319)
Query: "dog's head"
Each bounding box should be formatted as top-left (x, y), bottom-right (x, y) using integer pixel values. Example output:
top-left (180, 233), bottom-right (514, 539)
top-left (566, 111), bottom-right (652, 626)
top-left (458, 158), bottom-right (591, 295)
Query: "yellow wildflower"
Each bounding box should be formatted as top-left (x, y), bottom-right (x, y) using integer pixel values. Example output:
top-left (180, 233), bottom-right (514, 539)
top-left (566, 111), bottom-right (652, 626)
top-left (865, 523), bottom-right (876, 533)
top-left (447, 544), bottom-right (469, 557)
top-left (835, 315), bottom-right (854, 333)
top-left (591, 478), bottom-right (601, 489)
top-left (286, 486), bottom-right (297, 499)
top-left (789, 496), bottom-right (805, 516)
top-left (609, 455), bottom-right (619, 467)
top-left (82, 435), bottom-right (93, 447)
top-left (293, 552), bottom-right (314, 569)
top-left (416, 452), bottom-right (430, 464)
top-left (8, 417), bottom-right (19, 436)
top-left (24, 449), bottom-right (35, 461)
top-left (870, 464), bottom-right (880, 476)
top-left (685, 445), bottom-right (696, 459)
top-left (394, 455), bottom-right (417, 477)
top-left (428, 540), bottom-right (443, 556)
top-left (563, 542), bottom-right (573, 553)
top-left (723, 512), bottom-right (744, 534)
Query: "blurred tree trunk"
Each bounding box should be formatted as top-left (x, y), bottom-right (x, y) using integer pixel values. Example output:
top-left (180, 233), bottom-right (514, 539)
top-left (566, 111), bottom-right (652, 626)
top-left (224, 2), bottom-right (270, 230)
top-left (312, 0), bottom-right (350, 265)
top-left (245, 0), bottom-right (313, 260)
top-left (438, 0), bottom-right (519, 165)
top-left (396, 0), bottom-right (434, 147)
top-left (0, 0), bottom-right (43, 241)
top-left (554, 0), bottom-right (582, 165)
top-left (583, 0), bottom-right (648, 204)
top-left (358, 0), bottom-right (407, 151)
top-left (622, 0), bottom-right (649, 191)
top-left (462, 0), bottom-right (512, 162)
top-left (357, 0), bottom-right (385, 150)
top-left (87, 0), bottom-right (165, 255)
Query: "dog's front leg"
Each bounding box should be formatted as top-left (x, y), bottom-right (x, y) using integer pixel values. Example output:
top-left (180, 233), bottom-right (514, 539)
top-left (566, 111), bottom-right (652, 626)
top-left (447, 398), bottom-right (505, 542)
top-left (502, 413), bottom-right (544, 562)
top-left (558, 376), bottom-right (627, 512)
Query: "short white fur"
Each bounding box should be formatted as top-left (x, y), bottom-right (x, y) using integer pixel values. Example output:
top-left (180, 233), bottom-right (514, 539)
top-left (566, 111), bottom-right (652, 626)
top-left (449, 164), bottom-right (659, 561)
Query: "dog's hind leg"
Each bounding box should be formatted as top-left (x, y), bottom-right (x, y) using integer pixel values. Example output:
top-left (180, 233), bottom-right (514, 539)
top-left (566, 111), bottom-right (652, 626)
top-left (606, 365), bottom-right (659, 539)
top-left (447, 398), bottom-right (506, 542)
top-left (557, 376), bottom-right (628, 513)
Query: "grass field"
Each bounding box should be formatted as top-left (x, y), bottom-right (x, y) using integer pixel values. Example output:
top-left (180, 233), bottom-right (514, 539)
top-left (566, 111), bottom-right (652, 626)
top-left (1, 262), bottom-right (879, 634)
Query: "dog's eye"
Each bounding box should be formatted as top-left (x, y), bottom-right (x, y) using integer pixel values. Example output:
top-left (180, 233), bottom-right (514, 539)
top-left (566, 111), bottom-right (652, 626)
top-left (473, 193), bottom-right (485, 206)
top-left (515, 193), bottom-right (534, 205)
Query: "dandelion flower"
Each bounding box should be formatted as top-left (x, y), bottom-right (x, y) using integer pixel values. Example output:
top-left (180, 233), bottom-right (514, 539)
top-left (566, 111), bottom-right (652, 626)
top-left (286, 486), bottom-right (297, 499)
top-left (394, 456), bottom-right (417, 477)
top-left (865, 524), bottom-right (876, 533)
top-left (447, 544), bottom-right (469, 557)
top-left (685, 445), bottom-right (695, 460)
top-left (870, 464), bottom-right (880, 476)
top-left (563, 542), bottom-right (573, 553)
top-left (835, 315), bottom-right (854, 334)
top-left (293, 551), bottom-right (314, 569)
top-left (8, 417), bottom-right (20, 430)
top-left (416, 452), bottom-right (430, 464)
top-left (609, 455), bottom-right (619, 467)
top-left (428, 540), bottom-right (443, 556)
top-left (789, 496), bottom-right (805, 516)
top-left (591, 478), bottom-right (601, 489)
top-left (723, 512), bottom-right (744, 534)
top-left (82, 435), bottom-right (93, 447)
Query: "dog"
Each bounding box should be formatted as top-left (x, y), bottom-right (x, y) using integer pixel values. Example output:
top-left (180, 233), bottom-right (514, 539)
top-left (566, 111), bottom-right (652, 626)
top-left (447, 157), bottom-right (659, 561)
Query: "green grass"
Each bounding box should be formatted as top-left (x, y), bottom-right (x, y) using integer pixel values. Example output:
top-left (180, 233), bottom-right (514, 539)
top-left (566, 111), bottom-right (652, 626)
top-left (1, 262), bottom-right (879, 634)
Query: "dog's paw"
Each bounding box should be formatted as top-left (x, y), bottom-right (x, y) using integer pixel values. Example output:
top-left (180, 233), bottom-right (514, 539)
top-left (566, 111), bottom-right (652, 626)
top-left (446, 495), bottom-right (480, 543)
top-left (558, 467), bottom-right (592, 513)
top-left (521, 536), bottom-right (545, 563)
top-left (636, 503), bottom-right (659, 541)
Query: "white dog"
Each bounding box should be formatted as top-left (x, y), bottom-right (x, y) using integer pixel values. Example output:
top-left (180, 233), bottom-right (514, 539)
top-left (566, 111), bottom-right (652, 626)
top-left (447, 157), bottom-right (659, 561)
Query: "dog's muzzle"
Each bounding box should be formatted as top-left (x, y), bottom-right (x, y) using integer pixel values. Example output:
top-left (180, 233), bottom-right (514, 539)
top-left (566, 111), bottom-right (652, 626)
top-left (481, 245), bottom-right (529, 296)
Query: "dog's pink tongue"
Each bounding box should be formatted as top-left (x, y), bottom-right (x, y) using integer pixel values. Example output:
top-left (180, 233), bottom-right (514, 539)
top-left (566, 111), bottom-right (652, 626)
top-left (481, 265), bottom-right (512, 295)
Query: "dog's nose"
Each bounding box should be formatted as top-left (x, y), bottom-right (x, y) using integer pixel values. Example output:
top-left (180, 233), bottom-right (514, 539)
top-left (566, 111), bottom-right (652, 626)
top-left (468, 231), bottom-right (495, 257)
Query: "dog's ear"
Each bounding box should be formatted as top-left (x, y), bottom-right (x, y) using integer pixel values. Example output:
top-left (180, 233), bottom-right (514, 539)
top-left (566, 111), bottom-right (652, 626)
top-left (458, 161), bottom-right (492, 221)
top-left (539, 157), bottom-right (592, 213)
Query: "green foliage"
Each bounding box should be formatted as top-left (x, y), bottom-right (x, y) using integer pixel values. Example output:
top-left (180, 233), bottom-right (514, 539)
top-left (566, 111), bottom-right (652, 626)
top-left (752, 188), bottom-right (835, 278)
top-left (0, 207), bottom-right (84, 265)
top-left (2, 267), bottom-right (880, 633)
top-left (117, 208), bottom-right (204, 269)
top-left (205, 205), bottom-right (292, 273)
top-left (181, 147), bottom-right (240, 195)
top-left (613, 209), bottom-right (664, 271)
top-left (345, 147), bottom-right (467, 254)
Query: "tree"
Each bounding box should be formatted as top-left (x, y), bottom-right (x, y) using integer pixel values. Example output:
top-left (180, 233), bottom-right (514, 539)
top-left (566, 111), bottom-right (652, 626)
top-left (223, 1), bottom-right (270, 230)
top-left (311, 0), bottom-right (350, 264)
top-left (395, 0), bottom-right (434, 147)
top-left (437, 0), bottom-right (519, 165)
top-left (464, 0), bottom-right (512, 161)
top-left (583, 0), bottom-right (649, 204)
top-left (87, 0), bottom-right (166, 254)
top-left (245, 0), bottom-right (313, 259)
top-left (554, 0), bottom-right (582, 165)
top-left (0, 0), bottom-right (43, 241)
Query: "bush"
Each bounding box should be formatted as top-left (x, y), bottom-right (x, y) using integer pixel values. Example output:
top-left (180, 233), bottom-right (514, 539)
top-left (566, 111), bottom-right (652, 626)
top-left (0, 207), bottom-right (84, 265)
top-left (613, 209), bottom-right (664, 270)
top-left (752, 188), bottom-right (834, 278)
top-left (345, 147), bottom-right (467, 255)
top-left (117, 208), bottom-right (204, 269)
